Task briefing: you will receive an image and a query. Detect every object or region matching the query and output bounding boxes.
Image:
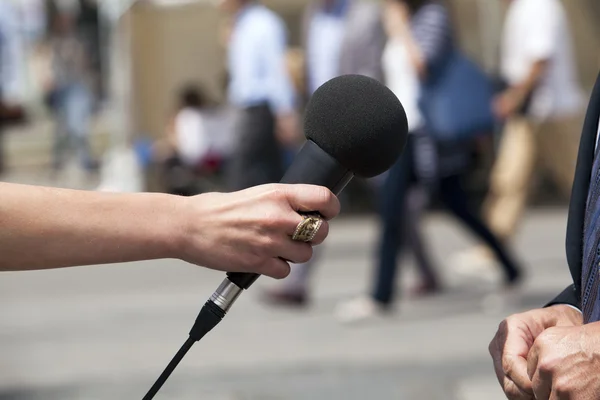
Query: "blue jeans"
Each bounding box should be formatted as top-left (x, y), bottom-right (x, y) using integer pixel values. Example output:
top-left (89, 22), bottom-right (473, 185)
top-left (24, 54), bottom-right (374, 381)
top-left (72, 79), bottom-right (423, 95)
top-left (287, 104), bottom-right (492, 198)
top-left (372, 137), bottom-right (521, 306)
top-left (53, 84), bottom-right (95, 170)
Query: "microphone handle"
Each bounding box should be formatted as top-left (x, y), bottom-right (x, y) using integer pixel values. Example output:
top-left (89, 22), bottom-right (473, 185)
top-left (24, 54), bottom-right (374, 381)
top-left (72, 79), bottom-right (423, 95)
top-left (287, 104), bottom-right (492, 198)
top-left (224, 140), bottom-right (354, 301)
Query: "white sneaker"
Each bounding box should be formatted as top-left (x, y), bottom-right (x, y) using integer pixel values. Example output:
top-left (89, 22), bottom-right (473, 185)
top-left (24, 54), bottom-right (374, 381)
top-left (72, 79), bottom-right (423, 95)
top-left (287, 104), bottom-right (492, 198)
top-left (334, 296), bottom-right (386, 324)
top-left (450, 246), bottom-right (501, 284)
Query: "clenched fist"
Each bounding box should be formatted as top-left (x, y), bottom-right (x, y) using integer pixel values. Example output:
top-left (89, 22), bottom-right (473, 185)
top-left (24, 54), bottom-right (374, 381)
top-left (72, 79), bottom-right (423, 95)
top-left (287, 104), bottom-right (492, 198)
top-left (489, 305), bottom-right (582, 399)
top-left (526, 322), bottom-right (600, 399)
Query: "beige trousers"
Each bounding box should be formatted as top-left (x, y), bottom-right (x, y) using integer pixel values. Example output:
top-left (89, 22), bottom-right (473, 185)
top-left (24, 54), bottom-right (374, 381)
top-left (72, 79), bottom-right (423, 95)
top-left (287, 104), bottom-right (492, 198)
top-left (483, 114), bottom-right (583, 241)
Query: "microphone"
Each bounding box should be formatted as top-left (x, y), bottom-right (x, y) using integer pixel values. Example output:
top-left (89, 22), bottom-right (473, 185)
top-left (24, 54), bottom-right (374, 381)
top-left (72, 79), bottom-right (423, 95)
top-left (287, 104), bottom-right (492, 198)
top-left (142, 75), bottom-right (408, 400)
top-left (217, 74), bottom-right (408, 302)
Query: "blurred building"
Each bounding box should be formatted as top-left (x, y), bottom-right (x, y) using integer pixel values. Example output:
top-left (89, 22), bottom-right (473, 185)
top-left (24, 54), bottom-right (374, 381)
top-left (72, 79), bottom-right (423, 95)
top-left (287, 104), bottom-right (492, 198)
top-left (119, 0), bottom-right (599, 142)
top-left (61, 0), bottom-right (595, 195)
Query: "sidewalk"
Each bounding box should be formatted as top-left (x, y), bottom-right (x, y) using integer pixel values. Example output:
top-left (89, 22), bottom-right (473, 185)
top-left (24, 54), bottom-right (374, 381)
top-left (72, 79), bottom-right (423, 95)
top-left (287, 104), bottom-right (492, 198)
top-left (0, 209), bottom-right (572, 399)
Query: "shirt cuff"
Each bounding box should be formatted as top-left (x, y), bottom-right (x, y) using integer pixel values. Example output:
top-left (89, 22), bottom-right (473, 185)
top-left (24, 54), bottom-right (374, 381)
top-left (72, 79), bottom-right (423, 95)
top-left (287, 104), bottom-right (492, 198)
top-left (555, 304), bottom-right (582, 314)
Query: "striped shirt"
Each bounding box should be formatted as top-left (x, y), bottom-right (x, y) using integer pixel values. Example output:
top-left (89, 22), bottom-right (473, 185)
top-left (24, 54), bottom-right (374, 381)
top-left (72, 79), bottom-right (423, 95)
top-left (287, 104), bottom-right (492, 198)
top-left (597, 116), bottom-right (600, 154)
top-left (411, 1), bottom-right (453, 70)
top-left (410, 2), bottom-right (469, 176)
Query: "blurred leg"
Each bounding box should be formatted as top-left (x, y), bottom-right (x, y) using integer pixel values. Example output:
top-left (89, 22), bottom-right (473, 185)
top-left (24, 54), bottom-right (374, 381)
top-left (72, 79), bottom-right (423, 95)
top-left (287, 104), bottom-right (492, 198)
top-left (404, 186), bottom-right (439, 290)
top-left (441, 174), bottom-right (521, 283)
top-left (52, 93), bottom-right (70, 171)
top-left (371, 137), bottom-right (413, 306)
top-left (228, 104), bottom-right (281, 191)
top-left (65, 85), bottom-right (95, 170)
top-left (538, 113), bottom-right (583, 198)
top-left (483, 117), bottom-right (537, 241)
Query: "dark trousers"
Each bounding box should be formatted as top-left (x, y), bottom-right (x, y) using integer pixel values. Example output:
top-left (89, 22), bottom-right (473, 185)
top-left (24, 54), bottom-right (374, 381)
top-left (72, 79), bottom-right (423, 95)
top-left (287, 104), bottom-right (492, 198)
top-left (0, 122), bottom-right (4, 175)
top-left (372, 138), bottom-right (521, 306)
top-left (228, 103), bottom-right (283, 191)
top-left (162, 155), bottom-right (197, 197)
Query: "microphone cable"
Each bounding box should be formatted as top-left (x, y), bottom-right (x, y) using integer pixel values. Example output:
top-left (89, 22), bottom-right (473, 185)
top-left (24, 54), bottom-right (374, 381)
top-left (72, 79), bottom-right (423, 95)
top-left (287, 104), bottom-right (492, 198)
top-left (142, 337), bottom-right (194, 400)
top-left (141, 277), bottom-right (245, 400)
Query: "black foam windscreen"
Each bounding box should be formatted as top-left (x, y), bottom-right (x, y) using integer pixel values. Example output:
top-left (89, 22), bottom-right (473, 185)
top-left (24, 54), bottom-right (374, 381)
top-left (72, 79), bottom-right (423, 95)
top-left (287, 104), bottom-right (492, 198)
top-left (304, 75), bottom-right (408, 178)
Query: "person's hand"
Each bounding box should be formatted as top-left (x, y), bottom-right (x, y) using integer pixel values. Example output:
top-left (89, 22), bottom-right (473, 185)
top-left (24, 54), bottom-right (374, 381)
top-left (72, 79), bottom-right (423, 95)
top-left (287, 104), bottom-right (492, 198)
top-left (493, 88), bottom-right (526, 120)
top-left (275, 112), bottom-right (301, 149)
top-left (179, 184), bottom-right (340, 279)
top-left (489, 305), bottom-right (583, 399)
top-left (526, 322), bottom-right (600, 399)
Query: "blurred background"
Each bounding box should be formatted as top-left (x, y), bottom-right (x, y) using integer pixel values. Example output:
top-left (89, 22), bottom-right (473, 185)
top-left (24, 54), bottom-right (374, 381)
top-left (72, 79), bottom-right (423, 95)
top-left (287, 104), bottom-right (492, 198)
top-left (0, 0), bottom-right (599, 399)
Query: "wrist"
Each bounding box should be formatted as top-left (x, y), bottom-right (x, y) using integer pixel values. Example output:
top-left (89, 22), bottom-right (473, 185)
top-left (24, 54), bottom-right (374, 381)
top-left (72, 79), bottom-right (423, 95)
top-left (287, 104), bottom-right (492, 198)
top-left (170, 192), bottom-right (218, 266)
top-left (153, 193), bottom-right (190, 261)
top-left (549, 304), bottom-right (583, 325)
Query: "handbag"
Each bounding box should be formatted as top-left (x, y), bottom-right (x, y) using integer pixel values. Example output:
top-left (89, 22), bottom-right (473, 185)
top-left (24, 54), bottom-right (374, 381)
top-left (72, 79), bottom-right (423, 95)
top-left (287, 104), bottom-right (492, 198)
top-left (419, 50), bottom-right (496, 142)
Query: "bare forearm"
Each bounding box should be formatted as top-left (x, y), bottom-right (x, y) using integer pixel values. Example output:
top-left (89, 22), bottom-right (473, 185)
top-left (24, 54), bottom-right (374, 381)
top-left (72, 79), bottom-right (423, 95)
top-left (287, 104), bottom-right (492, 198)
top-left (513, 60), bottom-right (548, 99)
top-left (399, 29), bottom-right (427, 77)
top-left (0, 183), bottom-right (182, 271)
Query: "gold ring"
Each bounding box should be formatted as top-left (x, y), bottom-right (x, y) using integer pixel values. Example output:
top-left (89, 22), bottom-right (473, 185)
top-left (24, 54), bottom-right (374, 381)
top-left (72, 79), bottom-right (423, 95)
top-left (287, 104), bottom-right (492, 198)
top-left (292, 214), bottom-right (324, 243)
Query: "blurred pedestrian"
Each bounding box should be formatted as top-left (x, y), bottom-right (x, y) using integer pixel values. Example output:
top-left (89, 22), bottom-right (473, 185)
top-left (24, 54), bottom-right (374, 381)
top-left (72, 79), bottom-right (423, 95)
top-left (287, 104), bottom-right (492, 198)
top-left (153, 85), bottom-right (215, 197)
top-left (380, 0), bottom-right (442, 295)
top-left (219, 0), bottom-right (300, 191)
top-left (303, 0), bottom-right (385, 95)
top-left (452, 0), bottom-right (585, 276)
top-left (0, 1), bottom-right (26, 175)
top-left (336, 0), bottom-right (522, 323)
top-left (45, 5), bottom-right (99, 173)
top-left (76, 0), bottom-right (104, 103)
top-left (262, 0), bottom-right (387, 306)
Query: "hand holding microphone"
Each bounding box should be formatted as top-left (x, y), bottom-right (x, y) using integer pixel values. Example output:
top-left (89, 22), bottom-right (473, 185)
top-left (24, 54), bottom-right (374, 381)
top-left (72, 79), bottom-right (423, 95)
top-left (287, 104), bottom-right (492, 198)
top-left (179, 184), bottom-right (339, 280)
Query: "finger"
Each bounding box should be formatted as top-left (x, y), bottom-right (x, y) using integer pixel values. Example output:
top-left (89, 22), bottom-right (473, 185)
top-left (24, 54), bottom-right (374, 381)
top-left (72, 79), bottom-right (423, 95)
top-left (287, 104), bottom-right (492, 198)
top-left (258, 258), bottom-right (291, 280)
top-left (528, 341), bottom-right (552, 400)
top-left (527, 341), bottom-right (540, 381)
top-left (287, 213), bottom-right (330, 242)
top-left (283, 185), bottom-right (341, 220)
top-left (504, 353), bottom-right (534, 396)
top-left (310, 219), bottom-right (329, 246)
top-left (531, 369), bottom-right (552, 400)
top-left (278, 240), bottom-right (314, 264)
top-left (490, 338), bottom-right (507, 386)
top-left (549, 389), bottom-right (562, 400)
top-left (490, 333), bottom-right (533, 397)
top-left (503, 377), bottom-right (535, 400)
top-left (497, 321), bottom-right (534, 394)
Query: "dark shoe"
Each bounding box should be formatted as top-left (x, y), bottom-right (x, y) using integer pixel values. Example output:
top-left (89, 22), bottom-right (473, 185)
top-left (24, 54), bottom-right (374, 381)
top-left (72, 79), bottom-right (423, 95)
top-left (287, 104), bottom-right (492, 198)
top-left (84, 159), bottom-right (100, 173)
top-left (506, 267), bottom-right (524, 287)
top-left (409, 281), bottom-right (442, 298)
top-left (261, 288), bottom-right (308, 308)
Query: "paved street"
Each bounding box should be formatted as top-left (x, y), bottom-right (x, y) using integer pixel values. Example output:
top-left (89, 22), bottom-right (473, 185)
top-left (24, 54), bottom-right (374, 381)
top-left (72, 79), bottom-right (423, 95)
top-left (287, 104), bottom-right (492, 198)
top-left (0, 196), bottom-right (573, 400)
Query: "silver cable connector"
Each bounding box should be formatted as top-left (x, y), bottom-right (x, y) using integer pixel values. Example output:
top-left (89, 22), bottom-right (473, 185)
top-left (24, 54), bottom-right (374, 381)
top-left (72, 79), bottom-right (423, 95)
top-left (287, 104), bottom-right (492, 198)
top-left (209, 278), bottom-right (243, 312)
